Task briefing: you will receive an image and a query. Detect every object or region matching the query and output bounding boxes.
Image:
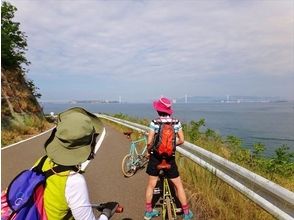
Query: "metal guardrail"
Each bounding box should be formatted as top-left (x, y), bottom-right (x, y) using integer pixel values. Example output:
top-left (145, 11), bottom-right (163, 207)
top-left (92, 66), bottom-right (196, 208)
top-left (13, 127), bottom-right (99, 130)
top-left (98, 114), bottom-right (294, 220)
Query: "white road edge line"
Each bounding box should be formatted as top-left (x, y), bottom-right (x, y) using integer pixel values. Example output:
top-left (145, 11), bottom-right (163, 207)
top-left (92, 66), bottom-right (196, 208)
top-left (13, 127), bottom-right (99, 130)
top-left (2, 126), bottom-right (106, 172)
top-left (81, 128), bottom-right (106, 171)
top-left (1, 127), bottom-right (55, 150)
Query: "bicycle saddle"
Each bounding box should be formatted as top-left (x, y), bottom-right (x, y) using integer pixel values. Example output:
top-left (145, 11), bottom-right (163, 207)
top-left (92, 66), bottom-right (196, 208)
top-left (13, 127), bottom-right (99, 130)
top-left (157, 159), bottom-right (171, 170)
top-left (123, 131), bottom-right (133, 139)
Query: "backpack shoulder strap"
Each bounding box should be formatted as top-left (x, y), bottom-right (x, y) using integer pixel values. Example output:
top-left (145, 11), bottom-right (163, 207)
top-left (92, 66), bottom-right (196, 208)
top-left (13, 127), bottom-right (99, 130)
top-left (32, 155), bottom-right (80, 179)
top-left (43, 165), bottom-right (80, 179)
top-left (32, 155), bottom-right (48, 173)
top-left (152, 118), bottom-right (162, 124)
top-left (171, 118), bottom-right (179, 124)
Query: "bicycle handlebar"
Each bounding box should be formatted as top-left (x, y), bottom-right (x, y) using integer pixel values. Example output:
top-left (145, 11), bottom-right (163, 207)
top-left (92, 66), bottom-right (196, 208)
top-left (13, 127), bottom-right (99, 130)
top-left (123, 130), bottom-right (148, 139)
top-left (92, 203), bottom-right (124, 213)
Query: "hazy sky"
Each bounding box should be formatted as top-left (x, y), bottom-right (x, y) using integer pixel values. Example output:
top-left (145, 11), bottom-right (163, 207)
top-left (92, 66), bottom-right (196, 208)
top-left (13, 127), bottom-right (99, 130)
top-left (8, 0), bottom-right (294, 102)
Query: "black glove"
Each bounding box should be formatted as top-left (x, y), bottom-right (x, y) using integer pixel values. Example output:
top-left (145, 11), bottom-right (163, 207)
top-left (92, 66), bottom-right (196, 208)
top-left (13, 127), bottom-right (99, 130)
top-left (101, 202), bottom-right (119, 219)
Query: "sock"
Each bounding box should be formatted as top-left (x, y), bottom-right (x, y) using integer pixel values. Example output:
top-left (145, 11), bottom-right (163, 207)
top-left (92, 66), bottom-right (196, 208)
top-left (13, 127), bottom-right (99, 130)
top-left (146, 202), bottom-right (152, 212)
top-left (182, 204), bottom-right (189, 215)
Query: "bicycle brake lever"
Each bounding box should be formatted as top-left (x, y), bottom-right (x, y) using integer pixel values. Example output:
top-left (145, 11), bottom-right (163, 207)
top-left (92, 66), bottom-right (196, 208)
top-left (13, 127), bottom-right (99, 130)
top-left (92, 203), bottom-right (104, 212)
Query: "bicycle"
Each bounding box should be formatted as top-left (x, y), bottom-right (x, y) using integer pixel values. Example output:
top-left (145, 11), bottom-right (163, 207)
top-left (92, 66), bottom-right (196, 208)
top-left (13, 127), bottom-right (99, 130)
top-left (152, 159), bottom-right (182, 220)
top-left (121, 132), bottom-right (149, 177)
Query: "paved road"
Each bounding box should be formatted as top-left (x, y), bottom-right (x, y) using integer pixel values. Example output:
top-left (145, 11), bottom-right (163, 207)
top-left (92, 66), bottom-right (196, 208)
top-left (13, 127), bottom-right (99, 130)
top-left (1, 124), bottom-right (153, 220)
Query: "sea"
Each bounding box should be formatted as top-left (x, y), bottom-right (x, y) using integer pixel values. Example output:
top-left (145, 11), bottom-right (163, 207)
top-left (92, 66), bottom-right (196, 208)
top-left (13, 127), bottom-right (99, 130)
top-left (41, 101), bottom-right (294, 157)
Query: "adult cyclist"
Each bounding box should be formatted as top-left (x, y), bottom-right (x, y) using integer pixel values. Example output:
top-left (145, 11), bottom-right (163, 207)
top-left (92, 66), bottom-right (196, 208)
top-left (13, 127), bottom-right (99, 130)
top-left (144, 97), bottom-right (193, 220)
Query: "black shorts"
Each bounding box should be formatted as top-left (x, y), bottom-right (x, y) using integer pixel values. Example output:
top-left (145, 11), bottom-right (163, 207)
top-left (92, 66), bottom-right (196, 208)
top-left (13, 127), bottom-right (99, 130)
top-left (146, 154), bottom-right (179, 179)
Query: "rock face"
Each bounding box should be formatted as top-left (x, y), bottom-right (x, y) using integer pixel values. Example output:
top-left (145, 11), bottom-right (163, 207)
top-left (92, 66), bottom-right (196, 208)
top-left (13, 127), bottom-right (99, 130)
top-left (1, 67), bottom-right (45, 139)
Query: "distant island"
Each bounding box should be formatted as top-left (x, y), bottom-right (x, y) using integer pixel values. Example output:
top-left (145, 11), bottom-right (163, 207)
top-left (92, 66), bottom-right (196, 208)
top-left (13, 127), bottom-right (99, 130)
top-left (40, 99), bottom-right (120, 104)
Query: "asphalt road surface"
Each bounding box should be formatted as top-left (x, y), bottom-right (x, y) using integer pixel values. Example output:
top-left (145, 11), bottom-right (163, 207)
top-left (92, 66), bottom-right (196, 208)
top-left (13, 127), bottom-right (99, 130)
top-left (1, 124), bottom-right (156, 220)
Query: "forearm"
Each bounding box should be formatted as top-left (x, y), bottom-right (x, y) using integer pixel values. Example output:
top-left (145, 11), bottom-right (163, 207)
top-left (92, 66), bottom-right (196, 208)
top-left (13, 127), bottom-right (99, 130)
top-left (176, 138), bottom-right (184, 146)
top-left (147, 130), bottom-right (155, 152)
top-left (176, 129), bottom-right (184, 146)
top-left (147, 143), bottom-right (152, 152)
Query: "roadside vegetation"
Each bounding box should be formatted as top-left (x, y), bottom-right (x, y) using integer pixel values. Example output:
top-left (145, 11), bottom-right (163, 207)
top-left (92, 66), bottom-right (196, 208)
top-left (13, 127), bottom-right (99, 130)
top-left (1, 115), bottom-right (54, 147)
top-left (103, 113), bottom-right (293, 220)
top-left (1, 1), bottom-right (50, 147)
top-left (182, 119), bottom-right (294, 190)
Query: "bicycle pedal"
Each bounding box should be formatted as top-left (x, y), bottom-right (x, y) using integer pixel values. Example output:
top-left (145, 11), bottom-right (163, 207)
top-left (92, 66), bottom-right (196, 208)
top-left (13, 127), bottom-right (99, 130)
top-left (175, 208), bottom-right (182, 213)
top-left (153, 187), bottom-right (161, 194)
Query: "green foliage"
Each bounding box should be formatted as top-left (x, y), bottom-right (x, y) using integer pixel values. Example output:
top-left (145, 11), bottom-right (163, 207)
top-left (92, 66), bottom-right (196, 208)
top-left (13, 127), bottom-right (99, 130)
top-left (26, 78), bottom-right (42, 99)
top-left (113, 113), bottom-right (129, 120)
top-left (249, 145), bottom-right (294, 177)
top-left (273, 145), bottom-right (294, 163)
top-left (264, 145), bottom-right (294, 176)
top-left (1, 1), bottom-right (41, 99)
top-left (205, 128), bottom-right (222, 142)
top-left (226, 135), bottom-right (242, 149)
top-left (182, 119), bottom-right (294, 179)
top-left (205, 128), bottom-right (216, 138)
top-left (112, 113), bottom-right (149, 126)
top-left (253, 142), bottom-right (266, 158)
top-left (1, 1), bottom-right (29, 69)
top-left (187, 118), bottom-right (205, 142)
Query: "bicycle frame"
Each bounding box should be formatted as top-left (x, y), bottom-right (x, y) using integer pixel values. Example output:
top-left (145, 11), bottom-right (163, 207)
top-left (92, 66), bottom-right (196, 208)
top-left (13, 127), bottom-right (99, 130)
top-left (121, 135), bottom-right (148, 177)
top-left (161, 176), bottom-right (177, 220)
top-left (128, 137), bottom-right (147, 164)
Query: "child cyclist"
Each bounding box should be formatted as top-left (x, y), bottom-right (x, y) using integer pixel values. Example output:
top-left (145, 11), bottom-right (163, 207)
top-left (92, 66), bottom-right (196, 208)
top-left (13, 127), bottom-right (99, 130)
top-left (144, 97), bottom-right (193, 220)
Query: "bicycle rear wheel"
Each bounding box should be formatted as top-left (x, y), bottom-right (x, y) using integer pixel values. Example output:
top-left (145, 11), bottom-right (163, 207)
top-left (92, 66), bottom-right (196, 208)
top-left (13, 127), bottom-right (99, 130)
top-left (121, 154), bottom-right (136, 177)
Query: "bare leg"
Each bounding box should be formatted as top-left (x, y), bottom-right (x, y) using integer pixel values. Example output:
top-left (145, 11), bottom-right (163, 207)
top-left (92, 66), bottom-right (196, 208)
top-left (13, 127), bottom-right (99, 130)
top-left (145, 175), bottom-right (158, 203)
top-left (170, 176), bottom-right (188, 205)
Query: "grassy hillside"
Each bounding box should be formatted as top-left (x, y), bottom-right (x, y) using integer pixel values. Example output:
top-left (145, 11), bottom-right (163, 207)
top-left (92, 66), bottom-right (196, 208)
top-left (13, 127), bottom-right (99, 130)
top-left (1, 68), bottom-right (52, 146)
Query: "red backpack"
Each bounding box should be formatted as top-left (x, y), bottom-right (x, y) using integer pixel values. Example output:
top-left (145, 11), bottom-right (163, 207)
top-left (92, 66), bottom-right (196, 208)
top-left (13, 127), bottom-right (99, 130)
top-left (152, 118), bottom-right (178, 157)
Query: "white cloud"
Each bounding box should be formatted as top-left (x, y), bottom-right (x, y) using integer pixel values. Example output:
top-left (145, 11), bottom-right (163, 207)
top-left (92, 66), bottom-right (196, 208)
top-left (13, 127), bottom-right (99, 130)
top-left (7, 0), bottom-right (294, 101)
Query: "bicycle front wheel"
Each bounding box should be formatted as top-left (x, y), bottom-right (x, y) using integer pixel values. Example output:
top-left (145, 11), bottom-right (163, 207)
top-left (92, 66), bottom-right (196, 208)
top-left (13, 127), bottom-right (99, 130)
top-left (165, 197), bottom-right (174, 220)
top-left (121, 154), bottom-right (136, 177)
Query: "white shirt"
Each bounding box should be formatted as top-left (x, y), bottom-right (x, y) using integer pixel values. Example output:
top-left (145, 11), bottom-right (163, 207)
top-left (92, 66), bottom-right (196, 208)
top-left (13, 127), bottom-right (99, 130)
top-left (65, 172), bottom-right (108, 220)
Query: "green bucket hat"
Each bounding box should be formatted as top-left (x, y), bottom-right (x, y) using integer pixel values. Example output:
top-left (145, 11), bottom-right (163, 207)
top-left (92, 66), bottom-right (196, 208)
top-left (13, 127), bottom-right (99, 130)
top-left (45, 107), bottom-right (103, 166)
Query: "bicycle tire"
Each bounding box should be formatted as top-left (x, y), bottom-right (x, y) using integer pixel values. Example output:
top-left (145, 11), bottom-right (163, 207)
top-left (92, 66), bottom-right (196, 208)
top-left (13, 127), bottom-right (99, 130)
top-left (139, 155), bottom-right (149, 168)
top-left (162, 202), bottom-right (167, 220)
top-left (121, 154), bottom-right (136, 177)
top-left (165, 197), bottom-right (174, 220)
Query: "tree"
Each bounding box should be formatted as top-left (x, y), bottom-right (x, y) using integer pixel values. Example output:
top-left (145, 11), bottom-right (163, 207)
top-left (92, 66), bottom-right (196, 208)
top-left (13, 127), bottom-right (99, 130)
top-left (1, 1), bottom-right (30, 69)
top-left (188, 118), bottom-right (206, 142)
top-left (1, 1), bottom-right (41, 99)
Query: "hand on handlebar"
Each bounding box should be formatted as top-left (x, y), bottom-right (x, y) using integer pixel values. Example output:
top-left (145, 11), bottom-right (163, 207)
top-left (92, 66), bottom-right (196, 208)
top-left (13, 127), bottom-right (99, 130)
top-left (146, 151), bottom-right (151, 159)
top-left (101, 202), bottom-right (119, 219)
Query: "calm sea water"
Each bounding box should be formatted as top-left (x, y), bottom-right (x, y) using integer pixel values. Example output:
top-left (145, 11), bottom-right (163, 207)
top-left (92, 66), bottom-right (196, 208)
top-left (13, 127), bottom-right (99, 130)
top-left (42, 102), bottom-right (294, 156)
